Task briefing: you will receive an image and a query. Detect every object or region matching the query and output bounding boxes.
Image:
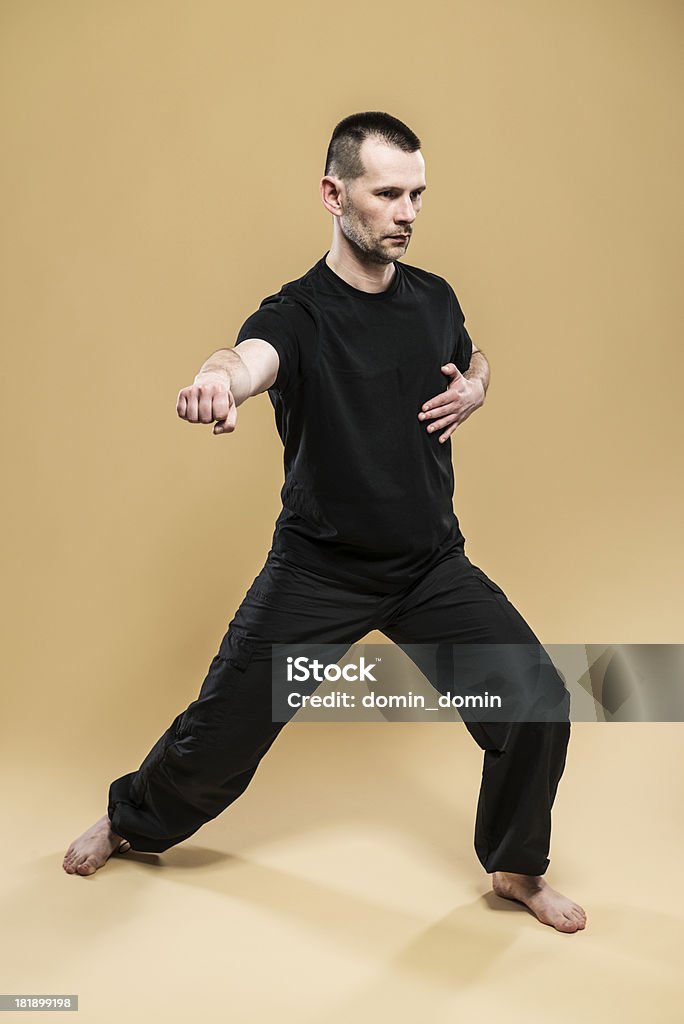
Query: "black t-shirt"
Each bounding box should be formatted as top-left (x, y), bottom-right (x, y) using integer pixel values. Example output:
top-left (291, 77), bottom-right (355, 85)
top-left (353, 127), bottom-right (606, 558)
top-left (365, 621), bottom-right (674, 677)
top-left (234, 251), bottom-right (474, 594)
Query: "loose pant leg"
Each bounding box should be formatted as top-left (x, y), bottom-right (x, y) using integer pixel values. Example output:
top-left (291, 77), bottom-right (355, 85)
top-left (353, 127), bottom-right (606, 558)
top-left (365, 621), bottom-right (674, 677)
top-left (108, 553), bottom-right (378, 853)
top-left (378, 550), bottom-right (571, 876)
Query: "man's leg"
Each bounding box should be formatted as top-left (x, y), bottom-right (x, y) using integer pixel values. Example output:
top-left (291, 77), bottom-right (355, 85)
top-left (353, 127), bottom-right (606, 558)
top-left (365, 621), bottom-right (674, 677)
top-left (377, 548), bottom-right (586, 932)
top-left (105, 633), bottom-right (294, 854)
top-left (63, 552), bottom-right (377, 874)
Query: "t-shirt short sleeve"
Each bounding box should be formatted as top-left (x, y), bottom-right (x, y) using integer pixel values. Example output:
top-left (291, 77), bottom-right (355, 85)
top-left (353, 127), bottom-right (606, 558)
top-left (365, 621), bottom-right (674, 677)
top-left (234, 293), bottom-right (306, 394)
top-left (444, 280), bottom-right (474, 374)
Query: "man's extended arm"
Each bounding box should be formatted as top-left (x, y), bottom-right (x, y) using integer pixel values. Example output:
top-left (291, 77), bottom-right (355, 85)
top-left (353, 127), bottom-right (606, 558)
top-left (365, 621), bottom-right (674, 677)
top-left (176, 339), bottom-right (280, 435)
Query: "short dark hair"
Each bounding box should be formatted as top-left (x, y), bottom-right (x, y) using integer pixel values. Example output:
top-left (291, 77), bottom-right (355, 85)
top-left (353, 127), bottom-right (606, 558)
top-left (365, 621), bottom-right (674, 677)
top-left (324, 111), bottom-right (421, 184)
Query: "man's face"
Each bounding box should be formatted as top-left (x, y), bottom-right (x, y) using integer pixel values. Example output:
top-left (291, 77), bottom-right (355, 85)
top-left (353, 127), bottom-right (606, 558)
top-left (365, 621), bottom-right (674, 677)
top-left (332, 137), bottom-right (426, 265)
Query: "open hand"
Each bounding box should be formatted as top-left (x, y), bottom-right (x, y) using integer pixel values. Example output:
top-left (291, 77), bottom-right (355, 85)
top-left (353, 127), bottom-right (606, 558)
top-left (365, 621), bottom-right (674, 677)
top-left (418, 363), bottom-right (485, 443)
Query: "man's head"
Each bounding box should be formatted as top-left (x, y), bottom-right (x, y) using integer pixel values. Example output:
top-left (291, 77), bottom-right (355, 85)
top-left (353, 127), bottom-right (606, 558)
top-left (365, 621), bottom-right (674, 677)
top-left (322, 111), bottom-right (426, 266)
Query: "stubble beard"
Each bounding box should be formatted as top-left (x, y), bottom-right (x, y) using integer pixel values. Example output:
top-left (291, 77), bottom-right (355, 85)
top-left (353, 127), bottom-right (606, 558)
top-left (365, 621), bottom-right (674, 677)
top-left (340, 201), bottom-right (395, 267)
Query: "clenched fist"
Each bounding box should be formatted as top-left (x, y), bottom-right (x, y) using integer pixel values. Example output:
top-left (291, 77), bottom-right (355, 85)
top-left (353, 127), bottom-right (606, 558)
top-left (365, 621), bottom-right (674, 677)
top-left (176, 370), bottom-right (237, 435)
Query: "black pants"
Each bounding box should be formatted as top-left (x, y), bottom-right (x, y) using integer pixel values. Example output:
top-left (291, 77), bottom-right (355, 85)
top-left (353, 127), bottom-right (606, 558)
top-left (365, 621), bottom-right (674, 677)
top-left (108, 546), bottom-right (571, 874)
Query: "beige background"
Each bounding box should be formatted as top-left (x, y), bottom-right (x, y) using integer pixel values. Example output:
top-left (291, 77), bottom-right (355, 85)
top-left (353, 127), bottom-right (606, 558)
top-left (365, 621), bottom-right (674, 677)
top-left (1, 1), bottom-right (683, 1021)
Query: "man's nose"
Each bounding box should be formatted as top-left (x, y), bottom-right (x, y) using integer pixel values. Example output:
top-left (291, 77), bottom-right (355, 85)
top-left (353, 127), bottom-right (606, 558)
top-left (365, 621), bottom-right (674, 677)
top-left (395, 197), bottom-right (417, 224)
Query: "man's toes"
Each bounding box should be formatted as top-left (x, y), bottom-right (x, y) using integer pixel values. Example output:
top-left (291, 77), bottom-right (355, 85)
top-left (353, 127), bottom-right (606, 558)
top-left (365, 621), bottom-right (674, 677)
top-left (76, 857), bottom-right (98, 875)
top-left (65, 853), bottom-right (90, 873)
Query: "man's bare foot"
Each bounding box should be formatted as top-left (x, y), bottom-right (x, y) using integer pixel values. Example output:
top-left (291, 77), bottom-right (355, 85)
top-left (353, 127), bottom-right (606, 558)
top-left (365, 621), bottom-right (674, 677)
top-left (492, 871), bottom-right (587, 933)
top-left (63, 814), bottom-right (131, 876)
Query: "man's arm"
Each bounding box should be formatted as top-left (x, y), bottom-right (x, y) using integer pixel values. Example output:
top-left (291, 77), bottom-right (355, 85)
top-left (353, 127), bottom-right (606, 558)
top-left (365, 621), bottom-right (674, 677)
top-left (418, 347), bottom-right (490, 443)
top-left (176, 338), bottom-right (280, 434)
top-left (196, 339), bottom-right (280, 404)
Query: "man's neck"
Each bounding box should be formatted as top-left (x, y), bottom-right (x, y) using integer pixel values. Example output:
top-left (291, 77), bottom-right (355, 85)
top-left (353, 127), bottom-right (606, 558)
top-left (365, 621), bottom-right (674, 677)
top-left (325, 250), bottom-right (396, 294)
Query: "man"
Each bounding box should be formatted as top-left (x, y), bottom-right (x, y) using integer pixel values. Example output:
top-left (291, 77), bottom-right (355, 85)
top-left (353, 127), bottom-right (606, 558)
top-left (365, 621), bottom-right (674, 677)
top-left (63, 111), bottom-right (586, 934)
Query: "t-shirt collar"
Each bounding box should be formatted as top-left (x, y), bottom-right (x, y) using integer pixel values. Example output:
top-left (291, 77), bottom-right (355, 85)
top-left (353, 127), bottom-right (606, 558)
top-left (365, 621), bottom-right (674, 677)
top-left (319, 250), bottom-right (402, 300)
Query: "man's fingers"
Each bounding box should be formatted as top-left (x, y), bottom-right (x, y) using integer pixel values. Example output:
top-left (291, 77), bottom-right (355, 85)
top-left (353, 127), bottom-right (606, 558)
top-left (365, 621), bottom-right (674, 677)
top-left (178, 381), bottom-right (234, 425)
top-left (438, 424), bottom-right (458, 443)
top-left (197, 383), bottom-right (218, 424)
top-left (211, 389), bottom-right (231, 422)
top-left (425, 411), bottom-right (459, 435)
top-left (419, 394), bottom-right (459, 420)
top-left (419, 378), bottom-right (465, 417)
top-left (214, 414), bottom-right (236, 434)
top-left (185, 389), bottom-right (199, 422)
top-left (214, 395), bottom-right (238, 434)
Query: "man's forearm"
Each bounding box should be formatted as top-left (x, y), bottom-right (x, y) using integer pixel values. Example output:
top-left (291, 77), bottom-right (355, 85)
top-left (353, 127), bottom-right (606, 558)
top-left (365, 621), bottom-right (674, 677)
top-left (195, 348), bottom-right (253, 406)
top-left (464, 351), bottom-right (489, 398)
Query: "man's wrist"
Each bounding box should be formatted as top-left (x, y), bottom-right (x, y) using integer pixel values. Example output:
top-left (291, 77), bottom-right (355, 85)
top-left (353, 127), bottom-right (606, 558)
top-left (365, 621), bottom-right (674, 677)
top-left (194, 366), bottom-right (230, 384)
top-left (465, 371), bottom-right (486, 402)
